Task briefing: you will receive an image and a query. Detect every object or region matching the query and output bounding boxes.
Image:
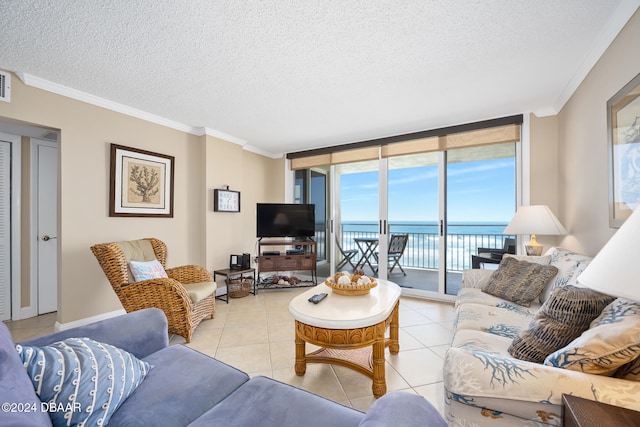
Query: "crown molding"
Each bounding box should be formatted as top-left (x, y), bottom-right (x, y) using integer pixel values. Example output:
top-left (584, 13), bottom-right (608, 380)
top-left (200, 126), bottom-right (247, 146)
top-left (532, 107), bottom-right (558, 117)
top-left (15, 73), bottom-right (255, 149)
top-left (553, 0), bottom-right (640, 113)
top-left (242, 143), bottom-right (283, 159)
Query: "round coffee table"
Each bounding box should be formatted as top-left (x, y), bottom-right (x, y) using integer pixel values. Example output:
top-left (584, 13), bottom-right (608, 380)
top-left (288, 279), bottom-right (401, 398)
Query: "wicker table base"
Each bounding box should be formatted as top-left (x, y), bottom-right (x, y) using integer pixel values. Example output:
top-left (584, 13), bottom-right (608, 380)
top-left (294, 301), bottom-right (399, 398)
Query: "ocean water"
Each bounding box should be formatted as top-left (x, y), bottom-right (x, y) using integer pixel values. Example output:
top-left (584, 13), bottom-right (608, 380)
top-left (343, 221), bottom-right (508, 235)
top-left (338, 221), bottom-right (510, 270)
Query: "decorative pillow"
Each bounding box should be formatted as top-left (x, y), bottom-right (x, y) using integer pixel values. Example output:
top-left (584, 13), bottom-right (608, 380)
top-left (129, 259), bottom-right (168, 282)
top-left (566, 260), bottom-right (591, 287)
top-left (508, 285), bottom-right (614, 363)
top-left (615, 355), bottom-right (640, 381)
top-left (16, 337), bottom-right (153, 427)
top-left (544, 299), bottom-right (640, 375)
top-left (540, 247), bottom-right (592, 303)
top-left (503, 254), bottom-right (552, 266)
top-left (482, 257), bottom-right (558, 307)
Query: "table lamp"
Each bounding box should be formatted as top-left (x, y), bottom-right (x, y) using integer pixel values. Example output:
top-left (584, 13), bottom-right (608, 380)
top-left (504, 205), bottom-right (567, 256)
top-left (578, 207), bottom-right (640, 301)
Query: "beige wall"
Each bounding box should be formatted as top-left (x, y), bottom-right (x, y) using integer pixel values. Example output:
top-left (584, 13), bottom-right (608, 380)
top-left (0, 75), bottom-right (283, 324)
top-left (529, 113), bottom-right (561, 251)
top-left (204, 136), bottom-right (284, 272)
top-left (556, 9), bottom-right (640, 256)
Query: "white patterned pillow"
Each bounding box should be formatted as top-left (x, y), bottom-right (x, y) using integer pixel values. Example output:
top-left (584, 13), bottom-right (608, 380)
top-left (129, 259), bottom-right (168, 281)
top-left (16, 338), bottom-right (152, 427)
top-left (544, 299), bottom-right (640, 375)
top-left (540, 247), bottom-right (592, 303)
top-left (566, 260), bottom-right (590, 287)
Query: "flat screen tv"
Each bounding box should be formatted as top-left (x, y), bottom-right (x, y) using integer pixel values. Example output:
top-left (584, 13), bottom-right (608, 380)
top-left (256, 203), bottom-right (316, 238)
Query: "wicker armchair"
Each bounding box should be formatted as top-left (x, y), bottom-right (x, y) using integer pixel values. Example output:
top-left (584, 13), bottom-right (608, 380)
top-left (90, 238), bottom-right (216, 343)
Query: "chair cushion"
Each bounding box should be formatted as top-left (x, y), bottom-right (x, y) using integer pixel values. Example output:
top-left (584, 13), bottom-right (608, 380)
top-left (482, 257), bottom-right (558, 307)
top-left (129, 259), bottom-right (168, 281)
top-left (16, 337), bottom-right (152, 427)
top-left (109, 345), bottom-right (249, 426)
top-left (544, 298), bottom-right (640, 375)
top-left (116, 240), bottom-right (158, 283)
top-left (115, 239), bottom-right (157, 262)
top-left (184, 281), bottom-right (217, 303)
top-left (508, 285), bottom-right (614, 363)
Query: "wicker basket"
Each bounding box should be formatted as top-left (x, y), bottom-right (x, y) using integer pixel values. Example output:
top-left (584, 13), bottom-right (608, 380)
top-left (226, 277), bottom-right (253, 298)
top-left (325, 277), bottom-right (377, 296)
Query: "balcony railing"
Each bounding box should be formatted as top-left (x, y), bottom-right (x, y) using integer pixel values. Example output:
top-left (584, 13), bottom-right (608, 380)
top-left (315, 222), bottom-right (513, 271)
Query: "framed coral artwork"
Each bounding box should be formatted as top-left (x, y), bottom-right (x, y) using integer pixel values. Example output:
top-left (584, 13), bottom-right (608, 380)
top-left (608, 72), bottom-right (640, 228)
top-left (109, 144), bottom-right (174, 217)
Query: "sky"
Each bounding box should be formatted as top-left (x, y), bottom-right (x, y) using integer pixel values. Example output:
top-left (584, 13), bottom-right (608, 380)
top-left (339, 157), bottom-right (516, 223)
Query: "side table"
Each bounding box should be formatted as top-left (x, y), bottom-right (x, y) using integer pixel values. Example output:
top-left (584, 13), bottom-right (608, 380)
top-left (213, 268), bottom-right (256, 303)
top-left (563, 394), bottom-right (640, 426)
top-left (470, 254), bottom-right (502, 269)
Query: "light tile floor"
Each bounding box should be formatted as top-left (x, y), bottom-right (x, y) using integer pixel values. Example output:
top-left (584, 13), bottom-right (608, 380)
top-left (5, 289), bottom-right (455, 416)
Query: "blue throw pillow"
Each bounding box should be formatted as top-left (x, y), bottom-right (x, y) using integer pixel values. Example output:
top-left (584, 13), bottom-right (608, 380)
top-left (16, 337), bottom-right (152, 427)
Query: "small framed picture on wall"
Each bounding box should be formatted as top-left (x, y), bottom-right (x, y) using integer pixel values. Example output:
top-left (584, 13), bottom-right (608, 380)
top-left (214, 189), bottom-right (240, 212)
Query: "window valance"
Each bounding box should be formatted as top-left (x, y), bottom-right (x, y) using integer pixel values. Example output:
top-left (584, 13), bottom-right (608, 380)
top-left (288, 115), bottom-right (522, 170)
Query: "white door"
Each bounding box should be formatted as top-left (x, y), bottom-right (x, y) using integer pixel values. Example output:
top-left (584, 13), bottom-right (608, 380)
top-left (35, 140), bottom-right (58, 314)
top-left (0, 140), bottom-right (11, 320)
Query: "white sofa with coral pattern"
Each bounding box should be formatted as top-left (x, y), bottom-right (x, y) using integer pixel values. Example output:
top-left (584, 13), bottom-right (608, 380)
top-left (444, 248), bottom-right (640, 426)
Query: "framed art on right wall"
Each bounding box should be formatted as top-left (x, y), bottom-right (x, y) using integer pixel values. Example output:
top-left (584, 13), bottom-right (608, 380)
top-left (608, 72), bottom-right (640, 228)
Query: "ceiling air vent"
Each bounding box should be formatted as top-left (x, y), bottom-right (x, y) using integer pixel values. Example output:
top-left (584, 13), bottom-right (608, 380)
top-left (0, 71), bottom-right (10, 103)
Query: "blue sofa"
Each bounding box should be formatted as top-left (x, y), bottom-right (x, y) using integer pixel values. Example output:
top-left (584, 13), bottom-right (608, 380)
top-left (2, 308), bottom-right (446, 426)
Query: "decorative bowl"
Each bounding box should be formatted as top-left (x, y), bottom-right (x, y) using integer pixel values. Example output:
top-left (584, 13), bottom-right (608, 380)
top-left (325, 273), bottom-right (377, 296)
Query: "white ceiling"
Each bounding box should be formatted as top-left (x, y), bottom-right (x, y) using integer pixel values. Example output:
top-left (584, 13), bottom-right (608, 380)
top-left (1, 1), bottom-right (638, 157)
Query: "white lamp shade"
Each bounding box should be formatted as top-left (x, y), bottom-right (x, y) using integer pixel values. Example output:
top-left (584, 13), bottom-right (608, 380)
top-left (578, 207), bottom-right (640, 301)
top-left (504, 205), bottom-right (567, 235)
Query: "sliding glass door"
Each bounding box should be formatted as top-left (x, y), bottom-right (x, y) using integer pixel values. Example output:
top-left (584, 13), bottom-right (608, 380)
top-left (334, 159), bottom-right (380, 277)
top-left (386, 152), bottom-right (439, 290)
top-left (445, 143), bottom-right (516, 295)
top-left (291, 119), bottom-right (520, 298)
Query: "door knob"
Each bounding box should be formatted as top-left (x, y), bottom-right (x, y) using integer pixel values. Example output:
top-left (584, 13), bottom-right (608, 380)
top-left (42, 235), bottom-right (57, 241)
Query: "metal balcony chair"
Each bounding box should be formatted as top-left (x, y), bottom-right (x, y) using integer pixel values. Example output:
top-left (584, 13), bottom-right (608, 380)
top-left (374, 234), bottom-right (409, 276)
top-left (336, 238), bottom-right (359, 270)
top-left (471, 237), bottom-right (516, 268)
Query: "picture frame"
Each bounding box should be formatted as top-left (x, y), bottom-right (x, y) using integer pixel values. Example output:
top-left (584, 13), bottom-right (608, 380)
top-left (109, 144), bottom-right (174, 217)
top-left (608, 72), bottom-right (640, 228)
top-left (214, 189), bottom-right (241, 212)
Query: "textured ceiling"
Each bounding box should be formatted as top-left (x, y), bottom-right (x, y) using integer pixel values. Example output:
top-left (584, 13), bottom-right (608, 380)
top-left (1, 1), bottom-right (638, 156)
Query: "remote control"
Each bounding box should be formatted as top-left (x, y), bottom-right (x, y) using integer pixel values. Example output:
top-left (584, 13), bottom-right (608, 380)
top-left (308, 293), bottom-right (327, 304)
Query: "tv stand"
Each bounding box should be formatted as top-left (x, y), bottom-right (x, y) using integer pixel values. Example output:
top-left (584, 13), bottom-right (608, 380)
top-left (257, 240), bottom-right (317, 291)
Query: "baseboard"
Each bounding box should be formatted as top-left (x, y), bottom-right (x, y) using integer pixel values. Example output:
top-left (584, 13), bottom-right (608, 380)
top-left (55, 309), bottom-right (127, 332)
top-left (401, 288), bottom-right (456, 304)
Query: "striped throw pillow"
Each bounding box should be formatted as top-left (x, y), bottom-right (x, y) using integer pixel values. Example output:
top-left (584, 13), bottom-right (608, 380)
top-left (16, 338), bottom-right (152, 427)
